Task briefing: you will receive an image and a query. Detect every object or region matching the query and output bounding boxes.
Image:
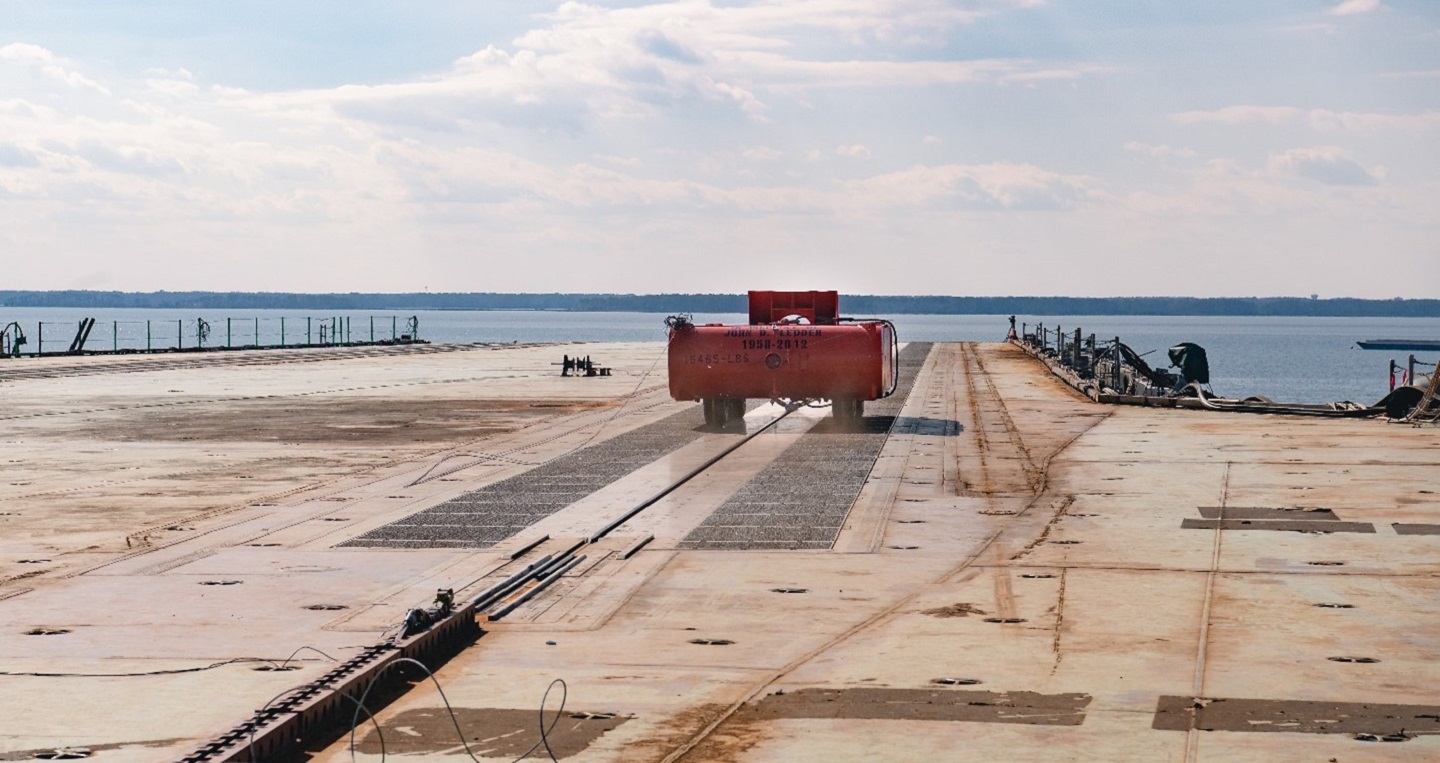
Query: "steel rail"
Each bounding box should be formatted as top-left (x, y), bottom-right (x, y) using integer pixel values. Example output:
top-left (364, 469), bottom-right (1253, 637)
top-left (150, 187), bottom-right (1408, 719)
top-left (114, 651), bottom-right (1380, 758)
top-left (486, 555), bottom-right (587, 621)
top-left (471, 406), bottom-right (796, 619)
top-left (587, 405), bottom-right (795, 543)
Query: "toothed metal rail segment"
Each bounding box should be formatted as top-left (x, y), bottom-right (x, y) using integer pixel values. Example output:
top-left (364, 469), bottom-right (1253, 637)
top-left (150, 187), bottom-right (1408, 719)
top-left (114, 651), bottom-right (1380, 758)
top-left (678, 342), bottom-right (933, 550)
top-left (342, 405), bottom-right (717, 549)
top-left (179, 607), bottom-right (481, 762)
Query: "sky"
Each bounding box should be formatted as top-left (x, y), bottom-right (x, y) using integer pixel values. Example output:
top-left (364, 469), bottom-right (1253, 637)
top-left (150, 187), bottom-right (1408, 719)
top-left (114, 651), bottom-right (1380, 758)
top-left (0, 0), bottom-right (1437, 298)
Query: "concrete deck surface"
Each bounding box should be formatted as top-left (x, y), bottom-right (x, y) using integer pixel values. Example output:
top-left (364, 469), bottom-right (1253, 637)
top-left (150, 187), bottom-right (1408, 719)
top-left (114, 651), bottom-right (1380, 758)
top-left (0, 341), bottom-right (1436, 762)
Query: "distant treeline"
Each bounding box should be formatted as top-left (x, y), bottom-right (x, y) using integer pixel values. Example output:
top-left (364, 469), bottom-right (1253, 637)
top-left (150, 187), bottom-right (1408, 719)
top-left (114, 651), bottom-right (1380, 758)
top-left (2, 291), bottom-right (1438, 317)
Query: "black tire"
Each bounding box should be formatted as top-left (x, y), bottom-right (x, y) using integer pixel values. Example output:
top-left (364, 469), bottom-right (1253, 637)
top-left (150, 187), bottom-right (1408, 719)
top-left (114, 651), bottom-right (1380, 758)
top-left (727, 398), bottom-right (746, 422)
top-left (702, 398), bottom-right (718, 428)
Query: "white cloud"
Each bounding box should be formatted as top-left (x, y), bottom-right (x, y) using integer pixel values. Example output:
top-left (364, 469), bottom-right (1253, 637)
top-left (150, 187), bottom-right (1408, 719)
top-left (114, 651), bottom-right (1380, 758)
top-left (0, 42), bottom-right (111, 95)
top-left (1328, 0), bottom-right (1381, 16)
top-left (836, 144), bottom-right (871, 157)
top-left (1268, 147), bottom-right (1381, 186)
top-left (844, 163), bottom-right (1094, 210)
top-left (922, 135), bottom-right (943, 145)
top-left (227, 2), bottom-right (1109, 134)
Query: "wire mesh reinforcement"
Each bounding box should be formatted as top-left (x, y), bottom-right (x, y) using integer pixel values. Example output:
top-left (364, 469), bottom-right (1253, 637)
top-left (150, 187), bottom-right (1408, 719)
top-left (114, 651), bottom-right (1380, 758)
top-left (678, 342), bottom-right (934, 550)
top-left (345, 343), bottom-right (931, 551)
top-left (342, 406), bottom-right (712, 549)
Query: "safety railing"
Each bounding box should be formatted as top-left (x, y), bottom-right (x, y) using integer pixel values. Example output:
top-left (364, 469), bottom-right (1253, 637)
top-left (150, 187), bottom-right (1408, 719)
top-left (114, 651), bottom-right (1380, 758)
top-left (0, 315), bottom-right (421, 357)
top-left (1388, 355), bottom-right (1436, 391)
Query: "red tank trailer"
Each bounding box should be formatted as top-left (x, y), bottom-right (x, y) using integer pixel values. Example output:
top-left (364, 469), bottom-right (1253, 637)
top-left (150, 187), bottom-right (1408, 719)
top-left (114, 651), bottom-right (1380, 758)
top-left (667, 291), bottom-right (899, 428)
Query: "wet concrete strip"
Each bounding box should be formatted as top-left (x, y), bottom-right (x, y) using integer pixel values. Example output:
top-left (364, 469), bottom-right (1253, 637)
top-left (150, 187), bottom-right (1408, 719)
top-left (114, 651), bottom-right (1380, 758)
top-left (1180, 519), bottom-right (1376, 533)
top-left (739, 687), bottom-right (1093, 725)
top-left (354, 706), bottom-right (628, 758)
top-left (1152, 695), bottom-right (1440, 736)
top-left (1195, 507), bottom-right (1340, 521)
top-left (1392, 523), bottom-right (1440, 535)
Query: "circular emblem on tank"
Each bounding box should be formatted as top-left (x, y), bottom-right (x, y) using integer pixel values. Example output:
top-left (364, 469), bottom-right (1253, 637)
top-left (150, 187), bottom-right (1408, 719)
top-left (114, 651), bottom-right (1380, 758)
top-left (764, 353), bottom-right (783, 370)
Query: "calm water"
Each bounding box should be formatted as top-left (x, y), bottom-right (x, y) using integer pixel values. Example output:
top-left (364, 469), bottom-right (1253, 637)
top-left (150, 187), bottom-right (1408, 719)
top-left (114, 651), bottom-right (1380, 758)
top-left (3, 308), bottom-right (1437, 405)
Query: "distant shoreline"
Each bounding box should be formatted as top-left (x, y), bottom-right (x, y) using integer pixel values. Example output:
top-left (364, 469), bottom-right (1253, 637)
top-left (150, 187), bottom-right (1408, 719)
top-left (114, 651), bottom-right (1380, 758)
top-left (2, 291), bottom-right (1438, 318)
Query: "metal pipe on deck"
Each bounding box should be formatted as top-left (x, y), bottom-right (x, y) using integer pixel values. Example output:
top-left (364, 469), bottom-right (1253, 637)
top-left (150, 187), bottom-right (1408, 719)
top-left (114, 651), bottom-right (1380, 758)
top-left (471, 554), bottom-right (556, 611)
top-left (486, 556), bottom-right (586, 622)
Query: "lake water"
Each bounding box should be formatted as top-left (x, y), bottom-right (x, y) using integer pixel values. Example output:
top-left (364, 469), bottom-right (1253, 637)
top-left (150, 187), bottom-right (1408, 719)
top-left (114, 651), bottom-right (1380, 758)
top-left (3, 307), bottom-right (1437, 406)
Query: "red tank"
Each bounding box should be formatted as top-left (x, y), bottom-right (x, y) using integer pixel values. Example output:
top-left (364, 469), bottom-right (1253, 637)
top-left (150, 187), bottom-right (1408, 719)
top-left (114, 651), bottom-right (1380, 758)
top-left (667, 291), bottom-right (898, 427)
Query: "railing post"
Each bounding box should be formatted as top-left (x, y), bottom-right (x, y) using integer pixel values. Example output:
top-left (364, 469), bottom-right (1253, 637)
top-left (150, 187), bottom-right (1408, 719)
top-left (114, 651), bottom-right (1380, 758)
top-left (1114, 337), bottom-right (1122, 392)
top-left (113, 321), bottom-right (118, 352)
top-left (280, 317), bottom-right (286, 347)
top-left (146, 320), bottom-right (151, 352)
top-left (370, 316), bottom-right (374, 343)
top-left (227, 318), bottom-right (232, 348)
top-left (1410, 354), bottom-right (1418, 384)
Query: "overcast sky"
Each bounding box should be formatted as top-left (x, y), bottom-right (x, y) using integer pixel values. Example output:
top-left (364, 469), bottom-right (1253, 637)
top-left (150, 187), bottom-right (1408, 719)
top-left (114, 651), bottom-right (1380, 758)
top-left (1, 1), bottom-right (1436, 297)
